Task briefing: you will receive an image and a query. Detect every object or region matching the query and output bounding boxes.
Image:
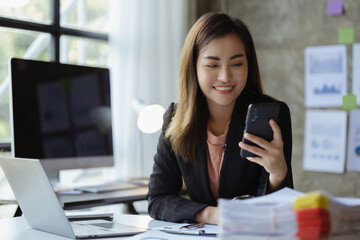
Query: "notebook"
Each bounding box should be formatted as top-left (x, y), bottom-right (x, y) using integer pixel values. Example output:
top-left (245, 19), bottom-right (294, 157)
top-left (0, 156), bottom-right (147, 239)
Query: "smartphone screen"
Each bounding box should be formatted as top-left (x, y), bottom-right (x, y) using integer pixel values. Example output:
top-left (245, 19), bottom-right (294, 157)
top-left (240, 102), bottom-right (280, 158)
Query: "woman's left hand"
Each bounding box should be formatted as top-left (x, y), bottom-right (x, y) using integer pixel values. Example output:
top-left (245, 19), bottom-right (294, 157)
top-left (238, 119), bottom-right (287, 192)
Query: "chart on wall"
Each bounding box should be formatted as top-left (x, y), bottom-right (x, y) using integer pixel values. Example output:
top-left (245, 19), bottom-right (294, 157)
top-left (347, 110), bottom-right (360, 171)
top-left (305, 45), bottom-right (347, 107)
top-left (352, 43), bottom-right (360, 105)
top-left (303, 110), bottom-right (347, 173)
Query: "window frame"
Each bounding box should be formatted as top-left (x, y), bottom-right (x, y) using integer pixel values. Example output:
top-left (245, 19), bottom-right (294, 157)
top-left (0, 0), bottom-right (109, 151)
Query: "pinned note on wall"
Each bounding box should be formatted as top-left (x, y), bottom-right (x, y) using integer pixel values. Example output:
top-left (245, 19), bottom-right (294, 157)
top-left (326, 0), bottom-right (344, 16)
top-left (304, 45), bottom-right (347, 108)
top-left (353, 44), bottom-right (360, 105)
top-left (346, 110), bottom-right (360, 172)
top-left (338, 27), bottom-right (355, 44)
top-left (342, 94), bottom-right (357, 111)
top-left (303, 110), bottom-right (347, 174)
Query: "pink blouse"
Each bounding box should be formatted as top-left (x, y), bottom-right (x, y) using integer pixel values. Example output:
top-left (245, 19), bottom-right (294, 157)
top-left (206, 124), bottom-right (229, 200)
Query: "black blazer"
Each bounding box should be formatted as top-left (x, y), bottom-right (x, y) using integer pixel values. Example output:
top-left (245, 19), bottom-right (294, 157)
top-left (147, 91), bottom-right (293, 222)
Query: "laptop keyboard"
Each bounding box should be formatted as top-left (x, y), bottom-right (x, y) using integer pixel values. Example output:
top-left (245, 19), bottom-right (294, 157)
top-left (71, 220), bottom-right (115, 236)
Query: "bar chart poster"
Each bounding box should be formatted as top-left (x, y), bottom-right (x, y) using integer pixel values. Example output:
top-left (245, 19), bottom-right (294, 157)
top-left (305, 45), bottom-right (347, 107)
top-left (303, 110), bottom-right (347, 173)
top-left (347, 110), bottom-right (360, 171)
top-left (352, 43), bottom-right (360, 105)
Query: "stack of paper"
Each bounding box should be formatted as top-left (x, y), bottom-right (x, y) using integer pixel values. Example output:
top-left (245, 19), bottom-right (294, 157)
top-left (293, 192), bottom-right (331, 239)
top-left (329, 197), bottom-right (360, 234)
top-left (219, 188), bottom-right (360, 238)
top-left (294, 190), bottom-right (360, 238)
top-left (218, 188), bottom-right (303, 239)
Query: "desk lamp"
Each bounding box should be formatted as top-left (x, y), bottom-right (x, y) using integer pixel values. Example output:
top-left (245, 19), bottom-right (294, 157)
top-left (132, 99), bottom-right (165, 177)
top-left (132, 99), bottom-right (165, 134)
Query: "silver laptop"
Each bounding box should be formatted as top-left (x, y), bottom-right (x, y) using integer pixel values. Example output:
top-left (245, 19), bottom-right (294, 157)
top-left (0, 157), bottom-right (146, 239)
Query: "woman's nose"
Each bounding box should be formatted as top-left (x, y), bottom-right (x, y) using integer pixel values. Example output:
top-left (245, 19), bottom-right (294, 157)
top-left (217, 66), bottom-right (232, 82)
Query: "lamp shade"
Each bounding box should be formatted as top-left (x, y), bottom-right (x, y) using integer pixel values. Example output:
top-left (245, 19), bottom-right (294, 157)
top-left (132, 99), bottom-right (165, 134)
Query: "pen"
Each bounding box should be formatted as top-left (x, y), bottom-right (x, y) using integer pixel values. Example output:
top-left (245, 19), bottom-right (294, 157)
top-left (232, 194), bottom-right (253, 200)
top-left (180, 223), bottom-right (205, 230)
top-left (162, 229), bottom-right (206, 235)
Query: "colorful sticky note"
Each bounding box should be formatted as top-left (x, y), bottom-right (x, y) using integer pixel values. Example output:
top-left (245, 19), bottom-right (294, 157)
top-left (294, 192), bottom-right (329, 210)
top-left (342, 94), bottom-right (358, 110)
top-left (338, 27), bottom-right (355, 44)
top-left (326, 0), bottom-right (344, 16)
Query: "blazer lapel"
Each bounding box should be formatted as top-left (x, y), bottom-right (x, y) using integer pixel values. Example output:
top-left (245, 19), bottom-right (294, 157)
top-left (182, 136), bottom-right (217, 205)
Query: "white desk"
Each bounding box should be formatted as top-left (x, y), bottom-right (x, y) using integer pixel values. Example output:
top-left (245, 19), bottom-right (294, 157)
top-left (0, 214), bottom-right (173, 240)
top-left (2, 214), bottom-right (360, 240)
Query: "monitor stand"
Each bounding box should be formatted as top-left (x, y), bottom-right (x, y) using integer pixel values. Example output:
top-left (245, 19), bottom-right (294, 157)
top-left (46, 171), bottom-right (62, 189)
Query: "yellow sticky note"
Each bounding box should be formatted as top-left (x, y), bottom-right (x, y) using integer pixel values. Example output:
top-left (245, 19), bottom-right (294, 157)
top-left (293, 192), bottom-right (329, 210)
top-left (338, 27), bottom-right (355, 44)
top-left (342, 94), bottom-right (357, 111)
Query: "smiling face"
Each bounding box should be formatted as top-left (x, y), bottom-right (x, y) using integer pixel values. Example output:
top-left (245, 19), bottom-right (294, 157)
top-left (196, 33), bottom-right (248, 112)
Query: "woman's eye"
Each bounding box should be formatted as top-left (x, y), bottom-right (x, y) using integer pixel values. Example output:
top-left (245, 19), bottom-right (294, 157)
top-left (231, 63), bottom-right (243, 67)
top-left (206, 64), bottom-right (218, 68)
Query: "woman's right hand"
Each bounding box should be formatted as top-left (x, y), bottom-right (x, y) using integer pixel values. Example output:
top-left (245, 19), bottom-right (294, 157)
top-left (194, 206), bottom-right (219, 225)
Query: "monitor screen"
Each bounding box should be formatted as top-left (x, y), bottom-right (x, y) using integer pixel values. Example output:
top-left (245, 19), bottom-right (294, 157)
top-left (9, 58), bottom-right (113, 180)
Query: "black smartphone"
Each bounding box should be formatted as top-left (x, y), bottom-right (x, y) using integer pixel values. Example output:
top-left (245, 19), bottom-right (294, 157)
top-left (240, 102), bottom-right (280, 158)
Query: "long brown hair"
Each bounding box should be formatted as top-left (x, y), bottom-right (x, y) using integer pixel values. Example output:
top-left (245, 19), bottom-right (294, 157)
top-left (165, 12), bottom-right (264, 163)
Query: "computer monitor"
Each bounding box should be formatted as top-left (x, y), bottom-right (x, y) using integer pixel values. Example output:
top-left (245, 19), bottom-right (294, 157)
top-left (9, 58), bottom-right (114, 182)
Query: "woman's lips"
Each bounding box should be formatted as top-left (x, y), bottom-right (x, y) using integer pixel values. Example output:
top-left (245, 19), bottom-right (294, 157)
top-left (213, 85), bottom-right (235, 94)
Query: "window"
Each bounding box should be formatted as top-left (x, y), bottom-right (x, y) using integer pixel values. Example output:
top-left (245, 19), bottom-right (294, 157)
top-left (0, 0), bottom-right (110, 194)
top-left (0, 0), bottom-right (109, 148)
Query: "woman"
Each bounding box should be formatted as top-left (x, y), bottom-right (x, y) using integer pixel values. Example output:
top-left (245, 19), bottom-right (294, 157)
top-left (147, 12), bottom-right (293, 224)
